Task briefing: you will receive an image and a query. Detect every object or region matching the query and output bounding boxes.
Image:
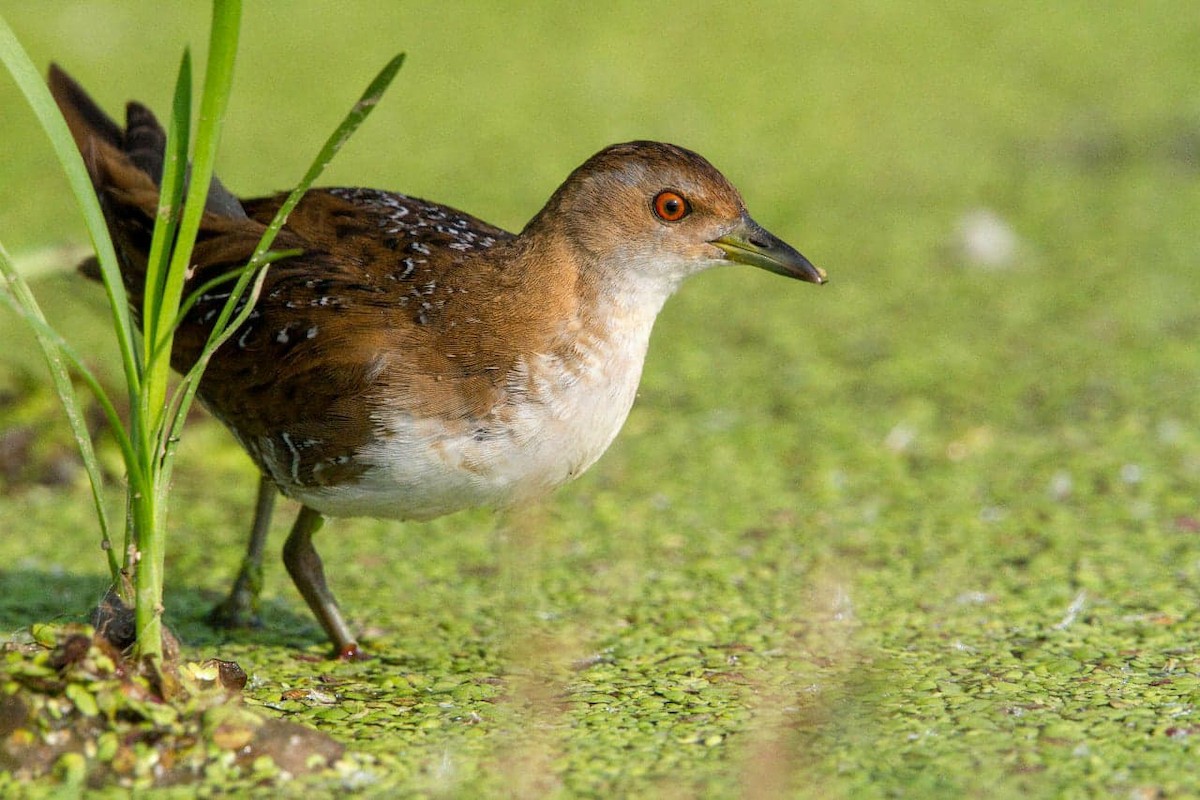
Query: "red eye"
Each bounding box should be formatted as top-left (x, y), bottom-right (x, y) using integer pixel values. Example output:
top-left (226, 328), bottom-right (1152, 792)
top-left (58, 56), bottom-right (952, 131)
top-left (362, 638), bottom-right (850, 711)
top-left (653, 191), bottom-right (689, 222)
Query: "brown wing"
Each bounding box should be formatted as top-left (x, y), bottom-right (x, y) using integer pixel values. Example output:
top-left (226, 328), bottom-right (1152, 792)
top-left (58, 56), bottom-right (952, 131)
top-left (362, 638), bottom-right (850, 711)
top-left (186, 187), bottom-right (533, 489)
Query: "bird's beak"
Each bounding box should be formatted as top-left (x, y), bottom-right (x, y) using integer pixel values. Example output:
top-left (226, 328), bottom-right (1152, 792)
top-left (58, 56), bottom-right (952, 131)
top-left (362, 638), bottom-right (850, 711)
top-left (711, 214), bottom-right (826, 284)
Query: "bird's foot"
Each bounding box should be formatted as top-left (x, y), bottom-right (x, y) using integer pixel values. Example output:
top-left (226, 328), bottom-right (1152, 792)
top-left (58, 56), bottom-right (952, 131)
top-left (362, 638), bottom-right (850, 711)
top-left (206, 590), bottom-right (263, 630)
top-left (336, 642), bottom-right (370, 661)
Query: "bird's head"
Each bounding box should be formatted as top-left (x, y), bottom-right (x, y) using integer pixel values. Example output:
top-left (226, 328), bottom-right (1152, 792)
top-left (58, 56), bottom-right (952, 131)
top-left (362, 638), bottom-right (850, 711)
top-left (529, 141), bottom-right (825, 297)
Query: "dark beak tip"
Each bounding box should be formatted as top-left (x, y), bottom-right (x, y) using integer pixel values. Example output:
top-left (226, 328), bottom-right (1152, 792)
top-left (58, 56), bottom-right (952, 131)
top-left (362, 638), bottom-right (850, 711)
top-left (783, 252), bottom-right (826, 285)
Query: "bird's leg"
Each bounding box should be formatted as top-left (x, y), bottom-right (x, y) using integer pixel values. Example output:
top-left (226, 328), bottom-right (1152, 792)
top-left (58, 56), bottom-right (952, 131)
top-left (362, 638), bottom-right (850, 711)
top-left (207, 474), bottom-right (277, 629)
top-left (282, 505), bottom-right (363, 660)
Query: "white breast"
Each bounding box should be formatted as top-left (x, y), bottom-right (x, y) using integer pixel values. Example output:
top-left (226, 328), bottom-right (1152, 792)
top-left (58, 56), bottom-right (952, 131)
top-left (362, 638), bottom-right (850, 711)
top-left (294, 302), bottom-right (660, 521)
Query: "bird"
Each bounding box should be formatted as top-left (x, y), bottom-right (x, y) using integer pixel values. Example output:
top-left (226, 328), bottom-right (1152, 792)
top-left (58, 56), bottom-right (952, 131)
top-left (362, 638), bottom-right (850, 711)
top-left (48, 64), bottom-right (825, 659)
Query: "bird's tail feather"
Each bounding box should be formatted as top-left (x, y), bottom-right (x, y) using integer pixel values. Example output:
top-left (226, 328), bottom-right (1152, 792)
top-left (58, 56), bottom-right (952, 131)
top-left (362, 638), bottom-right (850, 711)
top-left (47, 64), bottom-right (250, 288)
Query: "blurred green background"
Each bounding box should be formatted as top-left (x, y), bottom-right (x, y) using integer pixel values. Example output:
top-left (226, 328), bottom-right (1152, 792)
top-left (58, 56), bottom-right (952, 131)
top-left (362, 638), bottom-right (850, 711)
top-left (2, 2), bottom-right (1198, 797)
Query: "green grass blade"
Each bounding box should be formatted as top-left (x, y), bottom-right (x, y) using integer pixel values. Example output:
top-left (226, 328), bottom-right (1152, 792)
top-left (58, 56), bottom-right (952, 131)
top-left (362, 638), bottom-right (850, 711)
top-left (132, 0), bottom-right (243, 665)
top-left (142, 1), bottom-right (240, 447)
top-left (0, 12), bottom-right (141, 406)
top-left (141, 50), bottom-right (192, 364)
top-left (135, 50), bottom-right (192, 541)
top-left (0, 244), bottom-right (129, 581)
top-left (0, 285), bottom-right (139, 483)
